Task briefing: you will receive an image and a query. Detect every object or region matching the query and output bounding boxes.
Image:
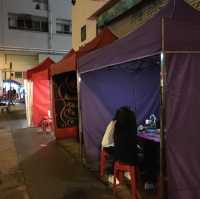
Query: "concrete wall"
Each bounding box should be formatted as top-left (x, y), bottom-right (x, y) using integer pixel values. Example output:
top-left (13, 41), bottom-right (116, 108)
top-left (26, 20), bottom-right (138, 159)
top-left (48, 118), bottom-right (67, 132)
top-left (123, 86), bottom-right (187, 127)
top-left (4, 30), bottom-right (49, 50)
top-left (108, 0), bottom-right (200, 38)
top-left (47, 0), bottom-right (72, 51)
top-left (72, 0), bottom-right (200, 49)
top-left (38, 53), bottom-right (64, 63)
top-left (0, 52), bottom-right (38, 71)
top-left (0, 0), bottom-right (72, 79)
top-left (0, 0), bottom-right (72, 52)
top-left (0, 52), bottom-right (38, 84)
top-left (72, 0), bottom-right (109, 50)
top-left (109, 0), bottom-right (167, 38)
top-left (0, 51), bottom-right (65, 86)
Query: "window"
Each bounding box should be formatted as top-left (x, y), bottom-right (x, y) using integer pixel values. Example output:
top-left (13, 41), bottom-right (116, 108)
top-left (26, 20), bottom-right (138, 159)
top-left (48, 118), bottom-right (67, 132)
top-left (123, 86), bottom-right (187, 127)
top-left (32, 20), bottom-right (40, 31)
top-left (8, 14), bottom-right (17, 28)
top-left (56, 19), bottom-right (72, 34)
top-left (81, 25), bottom-right (86, 42)
top-left (8, 13), bottom-right (49, 32)
top-left (41, 21), bottom-right (48, 32)
top-left (33, 0), bottom-right (48, 10)
top-left (15, 72), bottom-right (23, 79)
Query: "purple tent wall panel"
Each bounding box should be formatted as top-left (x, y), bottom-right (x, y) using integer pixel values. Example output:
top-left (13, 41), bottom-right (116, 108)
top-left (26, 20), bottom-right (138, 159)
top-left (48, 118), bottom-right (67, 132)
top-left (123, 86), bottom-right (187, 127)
top-left (134, 65), bottom-right (160, 123)
top-left (80, 69), bottom-right (136, 161)
top-left (164, 19), bottom-right (200, 51)
top-left (80, 63), bottom-right (160, 161)
top-left (166, 53), bottom-right (200, 199)
top-left (80, 82), bottom-right (111, 160)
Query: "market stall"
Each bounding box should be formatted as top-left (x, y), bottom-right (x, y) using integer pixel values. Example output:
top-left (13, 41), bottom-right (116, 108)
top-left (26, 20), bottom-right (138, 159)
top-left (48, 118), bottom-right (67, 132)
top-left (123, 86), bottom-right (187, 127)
top-left (50, 28), bottom-right (118, 139)
top-left (78, 1), bottom-right (200, 198)
top-left (26, 57), bottom-right (55, 127)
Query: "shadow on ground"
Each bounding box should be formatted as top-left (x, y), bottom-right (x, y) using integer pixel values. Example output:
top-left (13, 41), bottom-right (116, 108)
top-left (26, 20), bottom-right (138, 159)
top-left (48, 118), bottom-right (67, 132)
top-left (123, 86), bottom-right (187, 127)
top-left (58, 139), bottom-right (157, 199)
top-left (12, 129), bottom-right (116, 199)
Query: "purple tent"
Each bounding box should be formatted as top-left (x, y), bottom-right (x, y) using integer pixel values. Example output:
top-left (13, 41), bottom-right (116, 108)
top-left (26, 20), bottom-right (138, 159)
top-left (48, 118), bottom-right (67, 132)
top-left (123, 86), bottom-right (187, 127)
top-left (78, 0), bottom-right (200, 198)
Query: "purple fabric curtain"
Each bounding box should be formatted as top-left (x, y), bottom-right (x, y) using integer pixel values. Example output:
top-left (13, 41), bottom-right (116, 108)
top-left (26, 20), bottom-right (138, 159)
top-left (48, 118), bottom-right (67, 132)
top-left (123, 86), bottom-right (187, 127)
top-left (166, 53), bottom-right (200, 199)
top-left (134, 64), bottom-right (160, 123)
top-left (80, 61), bottom-right (160, 161)
top-left (164, 19), bottom-right (200, 51)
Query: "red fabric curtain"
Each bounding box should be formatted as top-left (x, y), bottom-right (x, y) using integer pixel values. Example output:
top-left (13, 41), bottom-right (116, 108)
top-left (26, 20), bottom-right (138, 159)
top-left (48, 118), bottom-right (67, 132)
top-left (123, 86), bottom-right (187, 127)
top-left (27, 58), bottom-right (54, 127)
top-left (32, 69), bottom-right (50, 127)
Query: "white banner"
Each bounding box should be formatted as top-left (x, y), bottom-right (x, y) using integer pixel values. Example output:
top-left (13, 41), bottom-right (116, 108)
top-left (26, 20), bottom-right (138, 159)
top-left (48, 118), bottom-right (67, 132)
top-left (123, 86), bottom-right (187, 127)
top-left (0, 70), bottom-right (3, 96)
top-left (24, 79), bottom-right (33, 126)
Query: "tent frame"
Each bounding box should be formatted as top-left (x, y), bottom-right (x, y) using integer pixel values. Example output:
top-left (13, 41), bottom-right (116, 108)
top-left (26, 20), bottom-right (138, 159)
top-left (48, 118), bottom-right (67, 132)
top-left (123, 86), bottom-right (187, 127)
top-left (77, 72), bottom-right (84, 161)
top-left (160, 17), bottom-right (166, 199)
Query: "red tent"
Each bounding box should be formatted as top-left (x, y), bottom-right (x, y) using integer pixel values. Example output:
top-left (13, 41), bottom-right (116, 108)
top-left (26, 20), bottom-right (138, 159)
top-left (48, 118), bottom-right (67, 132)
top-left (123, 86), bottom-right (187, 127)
top-left (27, 57), bottom-right (55, 127)
top-left (51, 28), bottom-right (118, 76)
top-left (50, 28), bottom-right (117, 139)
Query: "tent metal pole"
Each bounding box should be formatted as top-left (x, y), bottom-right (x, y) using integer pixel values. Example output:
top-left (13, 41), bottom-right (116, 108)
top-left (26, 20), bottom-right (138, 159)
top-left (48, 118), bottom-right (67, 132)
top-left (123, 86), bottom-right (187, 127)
top-left (50, 77), bottom-right (56, 132)
top-left (160, 51), bottom-right (166, 199)
top-left (160, 17), bottom-right (166, 199)
top-left (76, 71), bottom-right (84, 162)
top-left (49, 77), bottom-right (53, 122)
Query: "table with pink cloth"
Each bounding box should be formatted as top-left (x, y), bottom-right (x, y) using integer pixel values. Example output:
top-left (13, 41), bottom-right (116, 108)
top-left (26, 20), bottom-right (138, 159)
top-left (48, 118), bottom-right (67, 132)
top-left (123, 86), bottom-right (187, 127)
top-left (137, 131), bottom-right (160, 143)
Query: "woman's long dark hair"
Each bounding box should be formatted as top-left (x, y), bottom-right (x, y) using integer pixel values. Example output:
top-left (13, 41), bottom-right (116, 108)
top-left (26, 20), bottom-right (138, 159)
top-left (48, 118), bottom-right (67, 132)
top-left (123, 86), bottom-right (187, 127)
top-left (114, 107), bottom-right (137, 136)
top-left (113, 106), bottom-right (138, 164)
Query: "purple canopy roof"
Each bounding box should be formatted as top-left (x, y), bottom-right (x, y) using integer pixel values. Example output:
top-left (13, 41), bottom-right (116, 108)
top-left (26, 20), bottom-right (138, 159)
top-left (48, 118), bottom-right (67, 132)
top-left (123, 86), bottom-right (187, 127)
top-left (78, 0), bottom-right (200, 73)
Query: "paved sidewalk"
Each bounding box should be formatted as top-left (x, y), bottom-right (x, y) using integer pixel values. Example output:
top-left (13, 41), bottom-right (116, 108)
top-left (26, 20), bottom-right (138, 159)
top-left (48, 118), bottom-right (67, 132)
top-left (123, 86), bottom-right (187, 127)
top-left (0, 104), bottom-right (27, 130)
top-left (58, 139), bottom-right (156, 199)
top-left (12, 128), bottom-right (117, 199)
top-left (0, 104), bottom-right (156, 199)
top-left (0, 129), bottom-right (30, 199)
top-left (0, 105), bottom-right (116, 199)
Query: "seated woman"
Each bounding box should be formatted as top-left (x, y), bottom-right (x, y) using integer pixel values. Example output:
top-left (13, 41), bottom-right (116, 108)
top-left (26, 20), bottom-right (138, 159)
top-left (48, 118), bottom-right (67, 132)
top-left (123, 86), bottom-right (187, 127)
top-left (101, 110), bottom-right (120, 151)
top-left (114, 107), bottom-right (138, 166)
top-left (101, 110), bottom-right (120, 175)
top-left (101, 107), bottom-right (138, 176)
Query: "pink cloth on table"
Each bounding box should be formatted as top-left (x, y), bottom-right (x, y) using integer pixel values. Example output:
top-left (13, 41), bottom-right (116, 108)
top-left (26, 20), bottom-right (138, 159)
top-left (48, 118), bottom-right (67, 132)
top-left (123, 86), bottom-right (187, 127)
top-left (137, 132), bottom-right (160, 143)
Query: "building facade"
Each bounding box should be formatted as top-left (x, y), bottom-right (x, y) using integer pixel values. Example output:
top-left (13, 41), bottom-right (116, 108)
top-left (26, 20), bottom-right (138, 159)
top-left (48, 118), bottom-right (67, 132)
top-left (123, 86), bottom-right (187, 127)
top-left (0, 0), bottom-right (72, 84)
top-left (72, 0), bottom-right (110, 50)
top-left (72, 0), bottom-right (200, 50)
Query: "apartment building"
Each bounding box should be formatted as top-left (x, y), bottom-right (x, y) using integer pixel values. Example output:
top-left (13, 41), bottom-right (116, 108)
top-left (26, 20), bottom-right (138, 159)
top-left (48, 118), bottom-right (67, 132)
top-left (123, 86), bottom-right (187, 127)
top-left (0, 0), bottom-right (72, 84)
top-left (72, 0), bottom-right (200, 50)
top-left (72, 0), bottom-right (110, 50)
